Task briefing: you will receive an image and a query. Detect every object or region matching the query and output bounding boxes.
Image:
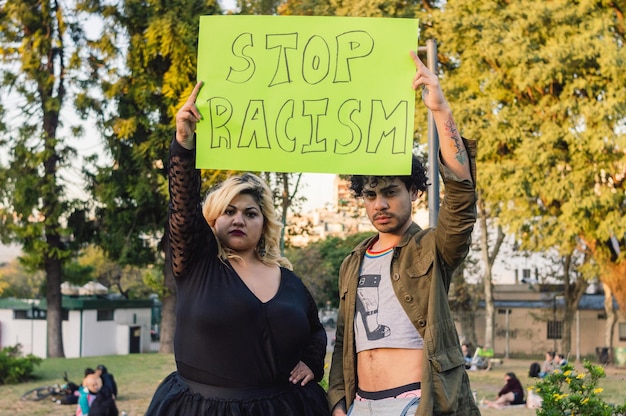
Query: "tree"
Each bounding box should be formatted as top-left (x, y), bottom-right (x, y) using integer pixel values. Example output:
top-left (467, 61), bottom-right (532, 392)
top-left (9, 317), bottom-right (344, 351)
top-left (559, 252), bottom-right (588, 356)
top-left (0, 259), bottom-right (45, 299)
top-left (80, 0), bottom-right (221, 354)
top-left (285, 243), bottom-right (335, 306)
top-left (432, 0), bottom-right (626, 320)
top-left (264, 172), bottom-right (306, 252)
top-left (76, 245), bottom-right (154, 299)
top-left (0, 0), bottom-right (103, 357)
top-left (602, 282), bottom-right (618, 357)
top-left (286, 232), bottom-right (374, 307)
top-left (448, 261), bottom-right (481, 349)
top-left (476, 199), bottom-right (505, 351)
top-left (449, 198), bottom-right (506, 352)
top-left (238, 0), bottom-right (281, 15)
top-left (278, 0), bottom-right (434, 18)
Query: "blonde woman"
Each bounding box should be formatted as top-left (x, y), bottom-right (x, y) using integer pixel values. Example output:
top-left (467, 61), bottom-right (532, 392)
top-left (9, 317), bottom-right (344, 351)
top-left (145, 82), bottom-right (329, 416)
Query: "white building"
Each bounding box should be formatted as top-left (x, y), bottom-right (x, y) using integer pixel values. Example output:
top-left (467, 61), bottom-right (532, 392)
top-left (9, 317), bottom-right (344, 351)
top-left (0, 295), bottom-right (154, 358)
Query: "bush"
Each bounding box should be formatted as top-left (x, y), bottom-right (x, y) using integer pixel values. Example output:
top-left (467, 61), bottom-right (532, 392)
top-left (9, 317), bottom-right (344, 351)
top-left (530, 360), bottom-right (626, 416)
top-left (0, 344), bottom-right (42, 384)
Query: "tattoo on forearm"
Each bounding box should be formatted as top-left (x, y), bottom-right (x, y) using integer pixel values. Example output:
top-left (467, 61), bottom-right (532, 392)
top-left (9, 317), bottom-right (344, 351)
top-left (445, 119), bottom-right (467, 165)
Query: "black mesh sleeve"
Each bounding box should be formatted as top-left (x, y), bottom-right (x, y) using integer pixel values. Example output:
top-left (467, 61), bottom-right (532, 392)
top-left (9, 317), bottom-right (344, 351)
top-left (167, 137), bottom-right (212, 278)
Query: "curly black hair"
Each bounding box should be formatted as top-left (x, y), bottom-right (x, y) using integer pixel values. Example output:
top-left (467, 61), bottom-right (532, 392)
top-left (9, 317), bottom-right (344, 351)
top-left (349, 154), bottom-right (429, 197)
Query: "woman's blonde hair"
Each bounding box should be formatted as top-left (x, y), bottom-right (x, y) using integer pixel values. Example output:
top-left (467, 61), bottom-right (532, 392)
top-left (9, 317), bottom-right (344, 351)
top-left (202, 173), bottom-right (292, 270)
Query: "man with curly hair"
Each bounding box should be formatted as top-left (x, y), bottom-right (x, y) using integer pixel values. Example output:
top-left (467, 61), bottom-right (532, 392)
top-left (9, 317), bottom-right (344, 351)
top-left (327, 51), bottom-right (480, 416)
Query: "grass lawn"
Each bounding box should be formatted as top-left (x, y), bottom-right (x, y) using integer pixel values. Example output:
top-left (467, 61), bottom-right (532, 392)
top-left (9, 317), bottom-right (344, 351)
top-left (1, 353), bottom-right (175, 416)
top-left (466, 358), bottom-right (626, 416)
top-left (1, 353), bottom-right (625, 416)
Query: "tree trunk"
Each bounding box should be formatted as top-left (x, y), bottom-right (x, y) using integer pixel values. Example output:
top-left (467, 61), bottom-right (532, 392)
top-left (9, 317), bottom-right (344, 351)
top-left (561, 283), bottom-right (588, 358)
top-left (477, 198), bottom-right (504, 350)
top-left (277, 173), bottom-right (302, 254)
top-left (280, 173), bottom-right (291, 254)
top-left (159, 248), bottom-right (176, 354)
top-left (603, 282), bottom-right (617, 363)
top-left (483, 277), bottom-right (495, 350)
top-left (41, 105), bottom-right (65, 357)
top-left (587, 240), bottom-right (626, 321)
top-left (451, 264), bottom-right (478, 347)
top-left (560, 254), bottom-right (588, 357)
top-left (601, 261), bottom-right (626, 321)
top-left (159, 292), bottom-right (176, 354)
top-left (45, 251), bottom-right (65, 358)
top-left (459, 304), bottom-right (478, 347)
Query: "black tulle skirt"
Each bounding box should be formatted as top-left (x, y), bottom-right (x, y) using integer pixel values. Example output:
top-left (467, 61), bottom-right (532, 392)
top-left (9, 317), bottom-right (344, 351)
top-left (145, 372), bottom-right (330, 416)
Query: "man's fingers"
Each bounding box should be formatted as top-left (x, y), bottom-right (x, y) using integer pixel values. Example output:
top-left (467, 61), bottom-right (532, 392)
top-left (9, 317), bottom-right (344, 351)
top-left (410, 50), bottom-right (425, 70)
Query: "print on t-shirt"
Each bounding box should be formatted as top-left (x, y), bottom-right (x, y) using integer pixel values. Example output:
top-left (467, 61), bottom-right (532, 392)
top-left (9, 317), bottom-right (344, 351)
top-left (356, 274), bottom-right (391, 340)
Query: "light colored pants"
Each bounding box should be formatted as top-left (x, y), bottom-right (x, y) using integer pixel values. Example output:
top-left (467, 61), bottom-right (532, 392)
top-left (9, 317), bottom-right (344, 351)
top-left (347, 397), bottom-right (420, 416)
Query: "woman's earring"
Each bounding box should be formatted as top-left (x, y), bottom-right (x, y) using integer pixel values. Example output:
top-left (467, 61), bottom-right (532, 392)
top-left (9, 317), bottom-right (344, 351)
top-left (257, 237), bottom-right (266, 258)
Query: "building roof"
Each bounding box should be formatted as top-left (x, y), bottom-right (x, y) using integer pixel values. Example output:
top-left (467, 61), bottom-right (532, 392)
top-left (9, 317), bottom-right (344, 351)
top-left (0, 296), bottom-right (153, 311)
top-left (484, 294), bottom-right (616, 311)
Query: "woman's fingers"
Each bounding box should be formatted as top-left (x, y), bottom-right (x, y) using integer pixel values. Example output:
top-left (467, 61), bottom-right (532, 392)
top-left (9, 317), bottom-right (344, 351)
top-left (186, 81), bottom-right (203, 120)
top-left (289, 361), bottom-right (313, 385)
top-left (188, 81), bottom-right (203, 104)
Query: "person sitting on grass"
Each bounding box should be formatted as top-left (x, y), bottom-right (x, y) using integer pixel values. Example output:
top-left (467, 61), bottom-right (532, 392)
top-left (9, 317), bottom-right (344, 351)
top-left (76, 374), bottom-right (102, 416)
top-left (483, 372), bottom-right (525, 409)
top-left (555, 353), bottom-right (568, 367)
top-left (539, 350), bottom-right (556, 377)
top-left (95, 365), bottom-right (117, 399)
top-left (528, 362), bottom-right (541, 378)
top-left (462, 343), bottom-right (473, 369)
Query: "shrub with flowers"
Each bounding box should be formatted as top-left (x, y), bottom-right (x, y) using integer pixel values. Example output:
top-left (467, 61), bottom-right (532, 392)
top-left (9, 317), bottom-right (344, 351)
top-left (529, 360), bottom-right (626, 416)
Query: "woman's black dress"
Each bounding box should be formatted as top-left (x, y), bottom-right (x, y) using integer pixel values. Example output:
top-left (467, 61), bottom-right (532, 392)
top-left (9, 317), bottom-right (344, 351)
top-left (145, 139), bottom-right (329, 416)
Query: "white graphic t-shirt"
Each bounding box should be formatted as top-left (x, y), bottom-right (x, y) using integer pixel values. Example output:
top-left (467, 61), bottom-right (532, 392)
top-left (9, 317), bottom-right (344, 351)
top-left (355, 245), bottom-right (424, 353)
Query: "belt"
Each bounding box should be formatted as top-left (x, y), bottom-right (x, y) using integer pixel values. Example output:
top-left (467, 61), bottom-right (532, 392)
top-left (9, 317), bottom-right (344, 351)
top-left (180, 375), bottom-right (290, 400)
top-left (357, 382), bottom-right (422, 400)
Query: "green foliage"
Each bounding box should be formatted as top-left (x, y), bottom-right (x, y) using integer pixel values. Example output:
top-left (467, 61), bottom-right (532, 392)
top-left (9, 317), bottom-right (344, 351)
top-left (142, 266), bottom-right (167, 298)
top-left (432, 0), bottom-right (626, 307)
top-left (81, 0), bottom-right (221, 270)
top-left (62, 262), bottom-right (95, 287)
top-left (239, 0), bottom-right (283, 15)
top-left (75, 245), bottom-right (157, 299)
top-left (532, 360), bottom-right (626, 416)
top-left (0, 344), bottom-right (42, 385)
top-left (76, 0), bottom-right (221, 351)
top-left (434, 0), bottom-right (626, 251)
top-left (0, 246), bottom-right (156, 299)
top-left (277, 0), bottom-right (434, 18)
top-left (319, 233), bottom-right (375, 272)
top-left (0, 0), bottom-right (104, 356)
top-left (0, 259), bottom-right (45, 298)
top-left (287, 231), bottom-right (374, 307)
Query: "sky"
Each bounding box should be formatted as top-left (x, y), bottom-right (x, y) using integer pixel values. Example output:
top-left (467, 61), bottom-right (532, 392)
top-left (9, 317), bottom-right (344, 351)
top-left (0, 243), bottom-right (21, 264)
top-left (297, 173), bottom-right (336, 212)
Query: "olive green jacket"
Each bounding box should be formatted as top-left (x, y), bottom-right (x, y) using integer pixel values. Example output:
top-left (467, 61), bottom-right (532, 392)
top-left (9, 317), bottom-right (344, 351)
top-left (327, 140), bottom-right (481, 416)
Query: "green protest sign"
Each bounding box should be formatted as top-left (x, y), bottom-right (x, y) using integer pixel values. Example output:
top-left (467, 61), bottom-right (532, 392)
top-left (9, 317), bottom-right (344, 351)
top-left (196, 15), bottom-right (419, 174)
